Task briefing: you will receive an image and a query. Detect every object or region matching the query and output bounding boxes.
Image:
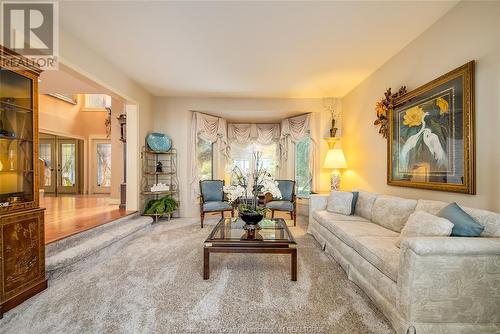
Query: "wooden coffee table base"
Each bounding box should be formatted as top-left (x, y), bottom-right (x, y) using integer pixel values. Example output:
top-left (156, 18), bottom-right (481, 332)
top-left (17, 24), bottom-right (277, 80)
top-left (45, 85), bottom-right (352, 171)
top-left (203, 246), bottom-right (297, 281)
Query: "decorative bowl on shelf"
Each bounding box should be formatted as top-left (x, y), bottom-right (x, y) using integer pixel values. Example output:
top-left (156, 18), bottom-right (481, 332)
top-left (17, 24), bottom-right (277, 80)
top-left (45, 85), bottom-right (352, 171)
top-left (146, 132), bottom-right (172, 152)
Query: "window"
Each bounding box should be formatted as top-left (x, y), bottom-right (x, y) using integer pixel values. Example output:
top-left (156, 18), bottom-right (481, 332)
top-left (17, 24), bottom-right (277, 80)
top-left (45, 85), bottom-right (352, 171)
top-left (61, 143), bottom-right (76, 187)
top-left (295, 137), bottom-right (311, 197)
top-left (39, 143), bottom-right (52, 186)
top-left (197, 137), bottom-right (213, 180)
top-left (96, 143), bottom-right (112, 187)
top-left (230, 142), bottom-right (279, 185)
top-left (84, 94), bottom-right (111, 111)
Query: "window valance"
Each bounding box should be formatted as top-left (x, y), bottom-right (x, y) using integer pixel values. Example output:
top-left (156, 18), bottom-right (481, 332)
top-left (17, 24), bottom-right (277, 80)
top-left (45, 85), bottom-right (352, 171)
top-left (227, 123), bottom-right (280, 145)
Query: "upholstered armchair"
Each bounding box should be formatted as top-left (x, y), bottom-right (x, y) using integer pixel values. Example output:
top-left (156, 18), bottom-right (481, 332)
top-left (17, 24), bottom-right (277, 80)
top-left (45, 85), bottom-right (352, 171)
top-left (199, 180), bottom-right (234, 228)
top-left (265, 180), bottom-right (296, 226)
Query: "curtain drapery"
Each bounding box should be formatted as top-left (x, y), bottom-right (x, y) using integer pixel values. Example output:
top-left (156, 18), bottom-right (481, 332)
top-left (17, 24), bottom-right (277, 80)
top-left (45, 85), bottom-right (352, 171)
top-left (189, 112), bottom-right (229, 199)
top-left (189, 112), bottom-right (317, 201)
top-left (279, 113), bottom-right (317, 191)
top-left (279, 113), bottom-right (311, 160)
top-left (227, 123), bottom-right (280, 145)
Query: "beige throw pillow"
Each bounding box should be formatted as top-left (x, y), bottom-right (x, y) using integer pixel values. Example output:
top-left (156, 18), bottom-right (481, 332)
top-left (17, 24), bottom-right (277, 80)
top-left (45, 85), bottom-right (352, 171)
top-left (396, 211), bottom-right (454, 248)
top-left (327, 191), bottom-right (354, 216)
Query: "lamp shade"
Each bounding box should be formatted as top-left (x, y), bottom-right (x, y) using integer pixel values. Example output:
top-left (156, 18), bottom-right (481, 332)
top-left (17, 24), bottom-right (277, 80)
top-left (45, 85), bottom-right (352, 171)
top-left (323, 149), bottom-right (347, 169)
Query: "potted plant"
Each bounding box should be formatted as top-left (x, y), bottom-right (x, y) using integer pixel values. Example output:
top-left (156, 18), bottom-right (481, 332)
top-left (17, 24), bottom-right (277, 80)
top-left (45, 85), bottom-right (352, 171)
top-left (223, 152), bottom-right (281, 225)
top-left (144, 196), bottom-right (178, 216)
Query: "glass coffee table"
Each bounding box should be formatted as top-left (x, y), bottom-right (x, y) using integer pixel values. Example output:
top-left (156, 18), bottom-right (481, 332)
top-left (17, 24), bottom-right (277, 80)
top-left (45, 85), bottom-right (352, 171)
top-left (203, 217), bottom-right (297, 281)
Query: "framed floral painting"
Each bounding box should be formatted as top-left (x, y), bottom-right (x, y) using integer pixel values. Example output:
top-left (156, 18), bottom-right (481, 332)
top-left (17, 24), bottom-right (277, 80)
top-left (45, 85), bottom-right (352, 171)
top-left (388, 61), bottom-right (475, 194)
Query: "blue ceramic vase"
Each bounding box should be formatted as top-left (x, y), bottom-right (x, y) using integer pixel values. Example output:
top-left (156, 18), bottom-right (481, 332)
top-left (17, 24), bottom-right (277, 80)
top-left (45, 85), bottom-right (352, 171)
top-left (146, 133), bottom-right (172, 152)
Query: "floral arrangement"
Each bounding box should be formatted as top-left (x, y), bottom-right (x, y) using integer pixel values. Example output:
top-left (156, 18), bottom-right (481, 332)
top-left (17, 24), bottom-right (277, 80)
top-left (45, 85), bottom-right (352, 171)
top-left (223, 152), bottom-right (281, 216)
top-left (374, 86), bottom-right (407, 138)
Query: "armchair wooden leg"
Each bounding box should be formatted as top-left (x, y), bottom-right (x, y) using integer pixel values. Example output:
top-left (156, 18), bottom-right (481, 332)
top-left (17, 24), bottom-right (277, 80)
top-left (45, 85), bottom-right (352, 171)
top-left (271, 210), bottom-right (274, 218)
top-left (231, 209), bottom-right (234, 217)
top-left (290, 211), bottom-right (293, 220)
top-left (201, 212), bottom-right (204, 228)
top-left (293, 211), bottom-right (297, 226)
top-left (221, 211), bottom-right (224, 218)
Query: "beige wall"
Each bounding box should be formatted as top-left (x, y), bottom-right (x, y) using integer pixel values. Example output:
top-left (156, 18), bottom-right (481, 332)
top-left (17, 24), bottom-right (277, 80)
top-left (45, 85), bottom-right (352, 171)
top-left (39, 94), bottom-right (107, 138)
top-left (341, 1), bottom-right (500, 211)
top-left (153, 97), bottom-right (337, 217)
top-left (58, 28), bottom-right (154, 211)
top-left (39, 94), bottom-right (106, 195)
top-left (39, 94), bottom-right (124, 200)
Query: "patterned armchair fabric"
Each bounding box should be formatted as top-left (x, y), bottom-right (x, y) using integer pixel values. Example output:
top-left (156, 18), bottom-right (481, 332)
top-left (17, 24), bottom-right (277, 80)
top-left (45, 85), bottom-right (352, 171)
top-left (199, 180), bottom-right (233, 228)
top-left (265, 180), bottom-right (296, 226)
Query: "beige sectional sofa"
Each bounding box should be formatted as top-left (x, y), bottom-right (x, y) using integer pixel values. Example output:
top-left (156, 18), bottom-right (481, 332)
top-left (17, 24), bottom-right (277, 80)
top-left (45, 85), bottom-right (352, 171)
top-left (307, 191), bottom-right (500, 334)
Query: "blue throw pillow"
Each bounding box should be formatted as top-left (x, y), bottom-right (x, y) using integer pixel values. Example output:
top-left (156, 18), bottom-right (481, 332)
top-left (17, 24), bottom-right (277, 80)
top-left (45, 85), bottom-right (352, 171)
top-left (438, 202), bottom-right (484, 237)
top-left (350, 191), bottom-right (359, 215)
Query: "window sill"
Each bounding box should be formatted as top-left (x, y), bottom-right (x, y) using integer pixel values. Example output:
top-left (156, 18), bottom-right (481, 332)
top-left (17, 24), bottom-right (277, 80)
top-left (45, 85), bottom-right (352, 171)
top-left (82, 107), bottom-right (108, 112)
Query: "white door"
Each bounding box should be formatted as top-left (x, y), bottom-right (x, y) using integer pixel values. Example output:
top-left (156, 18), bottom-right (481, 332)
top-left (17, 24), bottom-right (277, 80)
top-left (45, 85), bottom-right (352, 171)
top-left (92, 139), bottom-right (112, 194)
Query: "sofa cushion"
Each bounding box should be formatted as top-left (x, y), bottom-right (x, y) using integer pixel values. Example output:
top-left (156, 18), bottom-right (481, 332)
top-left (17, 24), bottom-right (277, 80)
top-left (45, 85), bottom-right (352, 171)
top-left (327, 191), bottom-right (355, 215)
top-left (314, 213), bottom-right (398, 248)
top-left (371, 195), bottom-right (417, 232)
top-left (438, 203), bottom-right (484, 237)
top-left (203, 201), bottom-right (232, 211)
top-left (396, 211), bottom-right (454, 248)
top-left (462, 206), bottom-right (500, 237)
top-left (313, 210), bottom-right (369, 225)
top-left (414, 199), bottom-right (448, 214)
top-left (266, 200), bottom-right (293, 211)
top-left (353, 190), bottom-right (378, 220)
top-left (350, 236), bottom-right (400, 282)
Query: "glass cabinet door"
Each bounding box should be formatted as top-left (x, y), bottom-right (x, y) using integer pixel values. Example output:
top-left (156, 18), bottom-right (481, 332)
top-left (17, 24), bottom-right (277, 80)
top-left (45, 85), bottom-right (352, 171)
top-left (0, 69), bottom-right (35, 207)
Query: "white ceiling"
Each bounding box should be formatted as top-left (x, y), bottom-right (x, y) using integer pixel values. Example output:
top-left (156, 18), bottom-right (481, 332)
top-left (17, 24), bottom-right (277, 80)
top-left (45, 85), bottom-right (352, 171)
top-left (59, 1), bottom-right (457, 98)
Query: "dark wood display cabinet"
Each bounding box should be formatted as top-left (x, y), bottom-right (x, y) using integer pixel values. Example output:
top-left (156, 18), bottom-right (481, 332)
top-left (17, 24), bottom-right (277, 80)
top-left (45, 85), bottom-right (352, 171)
top-left (0, 46), bottom-right (46, 318)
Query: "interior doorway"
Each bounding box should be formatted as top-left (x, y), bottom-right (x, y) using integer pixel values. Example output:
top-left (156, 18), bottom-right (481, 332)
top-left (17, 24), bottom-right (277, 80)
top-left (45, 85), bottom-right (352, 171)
top-left (39, 134), bottom-right (82, 195)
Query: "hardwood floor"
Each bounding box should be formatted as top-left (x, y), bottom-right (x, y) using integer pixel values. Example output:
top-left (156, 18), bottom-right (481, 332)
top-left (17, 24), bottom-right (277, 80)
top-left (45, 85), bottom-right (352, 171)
top-left (41, 195), bottom-right (136, 244)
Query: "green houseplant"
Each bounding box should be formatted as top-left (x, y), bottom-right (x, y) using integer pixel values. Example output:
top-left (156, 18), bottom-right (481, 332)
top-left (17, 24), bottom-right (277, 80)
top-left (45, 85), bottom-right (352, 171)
top-left (144, 196), bottom-right (178, 215)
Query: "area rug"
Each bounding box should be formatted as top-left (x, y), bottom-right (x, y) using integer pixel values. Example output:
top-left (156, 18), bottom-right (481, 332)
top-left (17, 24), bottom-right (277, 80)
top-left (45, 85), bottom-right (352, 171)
top-left (0, 217), bottom-right (394, 334)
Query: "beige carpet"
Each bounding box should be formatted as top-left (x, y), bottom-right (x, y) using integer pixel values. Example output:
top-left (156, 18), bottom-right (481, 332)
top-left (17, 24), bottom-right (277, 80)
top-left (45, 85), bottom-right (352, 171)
top-left (0, 216), bottom-right (394, 334)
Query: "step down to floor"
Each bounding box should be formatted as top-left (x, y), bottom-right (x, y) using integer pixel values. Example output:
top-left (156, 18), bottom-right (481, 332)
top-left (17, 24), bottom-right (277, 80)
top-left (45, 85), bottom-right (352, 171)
top-left (46, 214), bottom-right (153, 274)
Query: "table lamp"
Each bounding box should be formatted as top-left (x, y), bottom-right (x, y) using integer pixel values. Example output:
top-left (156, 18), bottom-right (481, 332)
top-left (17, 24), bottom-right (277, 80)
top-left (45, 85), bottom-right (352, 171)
top-left (323, 148), bottom-right (347, 190)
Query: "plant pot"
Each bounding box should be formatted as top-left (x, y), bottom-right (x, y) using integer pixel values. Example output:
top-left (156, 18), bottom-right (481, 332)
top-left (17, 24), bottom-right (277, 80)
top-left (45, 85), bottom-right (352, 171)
top-left (240, 212), bottom-right (263, 225)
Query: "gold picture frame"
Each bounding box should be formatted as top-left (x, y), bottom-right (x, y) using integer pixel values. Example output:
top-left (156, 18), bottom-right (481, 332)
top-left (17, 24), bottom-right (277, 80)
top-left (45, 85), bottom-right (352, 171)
top-left (388, 61), bottom-right (475, 194)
